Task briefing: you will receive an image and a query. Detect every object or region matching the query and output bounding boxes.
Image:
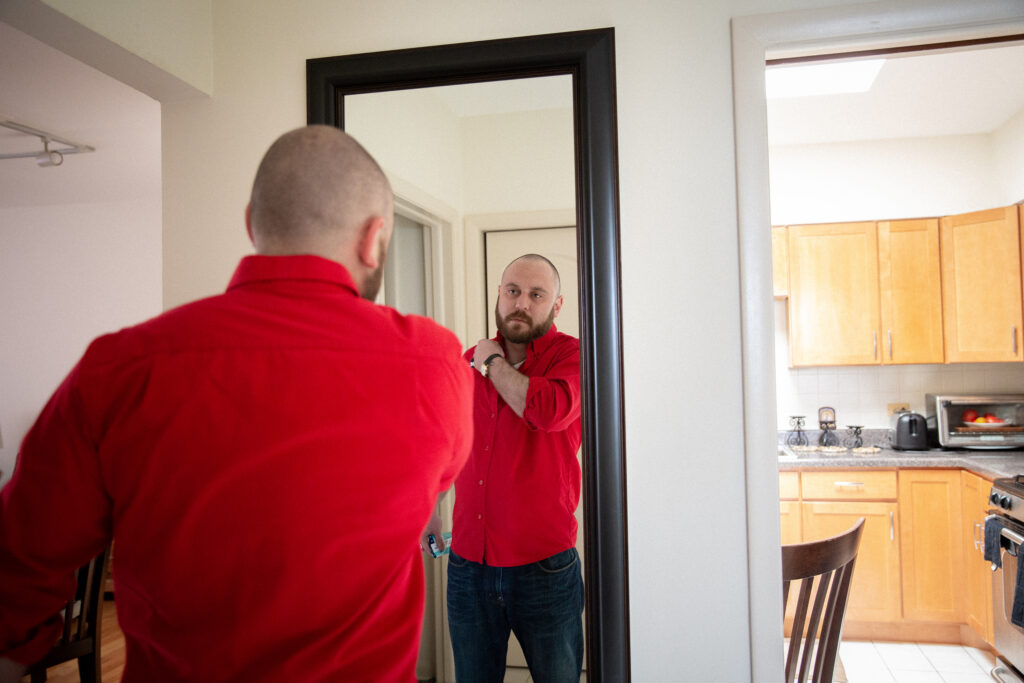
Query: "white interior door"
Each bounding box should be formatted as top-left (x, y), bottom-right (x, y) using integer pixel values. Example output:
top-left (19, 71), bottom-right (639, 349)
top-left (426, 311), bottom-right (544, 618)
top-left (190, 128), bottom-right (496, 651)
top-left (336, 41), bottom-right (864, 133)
top-left (483, 226), bottom-right (584, 673)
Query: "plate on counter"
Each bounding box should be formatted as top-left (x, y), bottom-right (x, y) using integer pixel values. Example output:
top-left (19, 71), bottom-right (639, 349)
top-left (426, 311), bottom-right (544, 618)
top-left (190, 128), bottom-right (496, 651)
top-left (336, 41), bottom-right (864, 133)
top-left (962, 420), bottom-right (1015, 429)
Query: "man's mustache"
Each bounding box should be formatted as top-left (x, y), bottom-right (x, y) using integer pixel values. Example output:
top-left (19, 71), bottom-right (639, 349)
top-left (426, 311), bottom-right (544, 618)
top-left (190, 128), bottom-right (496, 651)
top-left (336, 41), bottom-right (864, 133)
top-left (505, 313), bottom-right (531, 323)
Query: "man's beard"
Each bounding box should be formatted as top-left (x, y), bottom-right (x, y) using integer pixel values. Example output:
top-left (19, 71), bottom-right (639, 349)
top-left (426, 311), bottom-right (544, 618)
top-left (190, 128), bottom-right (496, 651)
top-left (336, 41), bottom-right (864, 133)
top-left (495, 302), bottom-right (556, 344)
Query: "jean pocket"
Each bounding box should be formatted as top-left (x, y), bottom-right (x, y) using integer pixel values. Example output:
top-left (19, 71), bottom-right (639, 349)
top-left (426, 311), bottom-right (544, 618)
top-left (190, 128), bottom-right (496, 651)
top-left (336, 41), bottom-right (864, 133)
top-left (448, 549), bottom-right (469, 568)
top-left (537, 548), bottom-right (578, 574)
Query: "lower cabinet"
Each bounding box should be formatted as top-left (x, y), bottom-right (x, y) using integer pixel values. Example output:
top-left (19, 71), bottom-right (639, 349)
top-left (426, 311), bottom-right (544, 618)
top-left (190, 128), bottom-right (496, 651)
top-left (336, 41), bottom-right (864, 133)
top-left (781, 467), bottom-right (981, 638)
top-left (802, 499), bottom-right (901, 622)
top-left (898, 470), bottom-right (964, 622)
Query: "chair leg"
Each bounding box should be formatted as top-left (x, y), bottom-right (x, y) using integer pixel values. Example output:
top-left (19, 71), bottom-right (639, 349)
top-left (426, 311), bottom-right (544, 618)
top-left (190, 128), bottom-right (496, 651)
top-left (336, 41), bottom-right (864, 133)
top-left (78, 653), bottom-right (100, 683)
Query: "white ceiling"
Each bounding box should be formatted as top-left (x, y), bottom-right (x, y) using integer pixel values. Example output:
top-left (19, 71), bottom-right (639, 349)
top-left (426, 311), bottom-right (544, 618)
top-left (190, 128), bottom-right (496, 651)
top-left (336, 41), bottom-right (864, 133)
top-left (0, 22), bottom-right (159, 209)
top-left (766, 42), bottom-right (1024, 146)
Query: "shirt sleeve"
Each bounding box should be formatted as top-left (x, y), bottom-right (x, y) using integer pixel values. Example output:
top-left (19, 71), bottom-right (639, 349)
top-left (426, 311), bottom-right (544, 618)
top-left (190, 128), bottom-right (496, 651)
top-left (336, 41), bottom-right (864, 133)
top-left (522, 340), bottom-right (581, 433)
top-left (0, 357), bottom-right (112, 665)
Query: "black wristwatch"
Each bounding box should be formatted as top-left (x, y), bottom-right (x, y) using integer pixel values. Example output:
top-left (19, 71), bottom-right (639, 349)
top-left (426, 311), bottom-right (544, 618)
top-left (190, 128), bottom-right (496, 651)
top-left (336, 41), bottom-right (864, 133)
top-left (482, 353), bottom-right (503, 378)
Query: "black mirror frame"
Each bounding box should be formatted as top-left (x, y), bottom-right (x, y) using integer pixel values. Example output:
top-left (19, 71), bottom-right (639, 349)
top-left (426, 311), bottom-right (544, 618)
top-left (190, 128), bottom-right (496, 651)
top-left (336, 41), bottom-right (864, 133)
top-left (307, 27), bottom-right (628, 681)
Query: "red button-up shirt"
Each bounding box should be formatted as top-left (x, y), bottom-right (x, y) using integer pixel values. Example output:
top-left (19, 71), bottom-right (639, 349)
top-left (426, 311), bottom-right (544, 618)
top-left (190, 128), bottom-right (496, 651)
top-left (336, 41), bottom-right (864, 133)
top-left (452, 326), bottom-right (582, 566)
top-left (0, 254), bottom-right (473, 681)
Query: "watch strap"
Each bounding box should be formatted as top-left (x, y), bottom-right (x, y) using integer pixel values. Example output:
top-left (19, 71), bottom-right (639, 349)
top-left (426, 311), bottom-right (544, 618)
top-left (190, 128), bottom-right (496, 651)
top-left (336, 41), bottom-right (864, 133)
top-left (482, 353), bottom-right (503, 377)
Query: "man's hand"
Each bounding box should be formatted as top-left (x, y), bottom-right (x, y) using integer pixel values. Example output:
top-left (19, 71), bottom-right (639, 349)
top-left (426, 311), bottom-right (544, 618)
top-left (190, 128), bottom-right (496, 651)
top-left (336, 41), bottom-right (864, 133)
top-left (473, 339), bottom-right (504, 375)
top-left (0, 657), bottom-right (26, 683)
top-left (420, 511), bottom-right (445, 556)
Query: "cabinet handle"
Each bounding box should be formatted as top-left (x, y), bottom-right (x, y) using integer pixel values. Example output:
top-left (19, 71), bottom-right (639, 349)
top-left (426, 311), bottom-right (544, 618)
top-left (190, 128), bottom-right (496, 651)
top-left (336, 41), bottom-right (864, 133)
top-left (1015, 326), bottom-right (1019, 356)
top-left (974, 521), bottom-right (981, 551)
top-left (888, 330), bottom-right (893, 360)
top-left (890, 511), bottom-right (895, 541)
top-left (873, 331), bottom-right (878, 359)
top-left (833, 481), bottom-right (864, 488)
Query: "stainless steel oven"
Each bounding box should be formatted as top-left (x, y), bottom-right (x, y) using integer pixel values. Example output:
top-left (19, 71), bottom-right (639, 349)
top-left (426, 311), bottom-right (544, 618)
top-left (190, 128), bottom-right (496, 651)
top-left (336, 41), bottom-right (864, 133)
top-left (987, 476), bottom-right (1024, 681)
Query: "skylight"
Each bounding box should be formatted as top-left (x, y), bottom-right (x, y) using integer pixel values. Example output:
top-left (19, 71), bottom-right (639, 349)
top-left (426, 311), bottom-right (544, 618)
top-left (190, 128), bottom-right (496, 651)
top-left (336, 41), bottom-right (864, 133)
top-left (765, 58), bottom-right (885, 99)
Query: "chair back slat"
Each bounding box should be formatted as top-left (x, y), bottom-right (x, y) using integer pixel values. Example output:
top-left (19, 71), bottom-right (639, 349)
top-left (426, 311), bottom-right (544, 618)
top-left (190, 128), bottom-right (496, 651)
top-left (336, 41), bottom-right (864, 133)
top-left (782, 519), bottom-right (864, 683)
top-left (27, 545), bottom-right (110, 683)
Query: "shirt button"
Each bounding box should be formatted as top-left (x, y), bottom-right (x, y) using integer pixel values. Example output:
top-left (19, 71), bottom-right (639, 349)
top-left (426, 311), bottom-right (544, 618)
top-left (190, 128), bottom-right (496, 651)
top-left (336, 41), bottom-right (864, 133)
top-left (491, 413), bottom-right (496, 418)
top-left (478, 480), bottom-right (484, 485)
top-left (477, 514), bottom-right (482, 520)
top-left (484, 445), bottom-right (489, 451)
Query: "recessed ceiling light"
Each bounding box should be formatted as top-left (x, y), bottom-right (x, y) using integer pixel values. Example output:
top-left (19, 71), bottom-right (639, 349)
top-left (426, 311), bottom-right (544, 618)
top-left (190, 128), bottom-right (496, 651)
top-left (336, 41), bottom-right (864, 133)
top-left (766, 59), bottom-right (885, 99)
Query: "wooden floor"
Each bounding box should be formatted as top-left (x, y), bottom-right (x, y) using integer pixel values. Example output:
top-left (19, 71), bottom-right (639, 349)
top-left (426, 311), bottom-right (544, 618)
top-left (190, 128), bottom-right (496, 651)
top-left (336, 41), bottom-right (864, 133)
top-left (37, 598), bottom-right (125, 683)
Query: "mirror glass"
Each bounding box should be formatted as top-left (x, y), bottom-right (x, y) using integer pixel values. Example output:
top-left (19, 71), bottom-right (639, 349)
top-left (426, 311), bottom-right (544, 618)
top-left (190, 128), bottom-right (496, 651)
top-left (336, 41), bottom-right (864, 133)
top-left (347, 76), bottom-right (581, 681)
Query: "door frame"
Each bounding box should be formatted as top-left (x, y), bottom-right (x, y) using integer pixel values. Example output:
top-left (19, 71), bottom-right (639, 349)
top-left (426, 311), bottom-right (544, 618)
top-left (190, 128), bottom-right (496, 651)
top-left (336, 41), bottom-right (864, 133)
top-left (732, 1), bottom-right (1024, 678)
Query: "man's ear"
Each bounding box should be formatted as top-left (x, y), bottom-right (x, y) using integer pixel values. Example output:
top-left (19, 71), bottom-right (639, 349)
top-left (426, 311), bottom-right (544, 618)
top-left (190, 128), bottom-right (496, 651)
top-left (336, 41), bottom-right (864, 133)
top-left (552, 294), bottom-right (564, 318)
top-left (244, 204), bottom-right (255, 246)
top-left (356, 216), bottom-right (387, 269)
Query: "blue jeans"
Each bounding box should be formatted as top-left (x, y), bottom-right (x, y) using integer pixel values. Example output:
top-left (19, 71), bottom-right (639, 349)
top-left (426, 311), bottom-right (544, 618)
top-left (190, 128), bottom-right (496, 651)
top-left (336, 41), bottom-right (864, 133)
top-left (446, 547), bottom-right (584, 683)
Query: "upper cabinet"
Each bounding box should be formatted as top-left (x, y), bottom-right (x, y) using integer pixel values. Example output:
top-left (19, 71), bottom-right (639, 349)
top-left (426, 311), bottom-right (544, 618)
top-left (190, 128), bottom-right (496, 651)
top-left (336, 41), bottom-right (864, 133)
top-left (788, 222), bottom-right (880, 366)
top-left (940, 206), bottom-right (1023, 363)
top-left (877, 218), bottom-right (944, 364)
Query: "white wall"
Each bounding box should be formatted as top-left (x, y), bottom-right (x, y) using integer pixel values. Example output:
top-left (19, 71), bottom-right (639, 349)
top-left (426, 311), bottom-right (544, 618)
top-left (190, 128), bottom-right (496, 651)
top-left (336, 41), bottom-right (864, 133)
top-left (995, 107), bottom-right (1024, 205)
top-left (346, 90), bottom-right (466, 216)
top-left (0, 200), bottom-right (162, 484)
top-left (461, 107), bottom-right (575, 215)
top-left (769, 134), bottom-right (998, 225)
top-left (771, 111), bottom-right (1024, 430)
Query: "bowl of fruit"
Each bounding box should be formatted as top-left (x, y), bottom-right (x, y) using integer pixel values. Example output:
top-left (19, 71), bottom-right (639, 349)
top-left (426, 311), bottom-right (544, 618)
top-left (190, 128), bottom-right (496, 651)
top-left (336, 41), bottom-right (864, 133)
top-left (962, 408), bottom-right (1012, 428)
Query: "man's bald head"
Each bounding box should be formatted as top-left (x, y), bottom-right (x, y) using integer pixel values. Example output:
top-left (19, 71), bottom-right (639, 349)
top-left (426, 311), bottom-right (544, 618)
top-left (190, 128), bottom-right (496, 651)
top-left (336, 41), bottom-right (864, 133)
top-left (248, 126), bottom-right (393, 257)
top-left (505, 253), bottom-right (561, 297)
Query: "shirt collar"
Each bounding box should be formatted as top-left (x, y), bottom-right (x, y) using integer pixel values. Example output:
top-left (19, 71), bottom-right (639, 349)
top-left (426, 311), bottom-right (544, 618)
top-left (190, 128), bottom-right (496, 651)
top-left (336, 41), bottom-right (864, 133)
top-left (227, 254), bottom-right (359, 296)
top-left (495, 323), bottom-right (561, 360)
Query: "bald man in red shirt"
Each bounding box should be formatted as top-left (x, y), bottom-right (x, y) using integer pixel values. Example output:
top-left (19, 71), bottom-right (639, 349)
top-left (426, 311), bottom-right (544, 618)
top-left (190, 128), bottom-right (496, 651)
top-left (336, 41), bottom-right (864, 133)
top-left (0, 126), bottom-right (473, 681)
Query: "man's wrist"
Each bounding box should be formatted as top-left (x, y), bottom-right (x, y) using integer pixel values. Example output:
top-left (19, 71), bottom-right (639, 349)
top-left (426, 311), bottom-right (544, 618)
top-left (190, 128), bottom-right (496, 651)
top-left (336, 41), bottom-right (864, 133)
top-left (482, 353), bottom-right (504, 378)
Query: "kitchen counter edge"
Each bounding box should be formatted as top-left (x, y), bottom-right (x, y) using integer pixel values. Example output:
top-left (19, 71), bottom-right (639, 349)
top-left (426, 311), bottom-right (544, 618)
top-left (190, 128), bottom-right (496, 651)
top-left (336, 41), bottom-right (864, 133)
top-left (777, 448), bottom-right (1024, 480)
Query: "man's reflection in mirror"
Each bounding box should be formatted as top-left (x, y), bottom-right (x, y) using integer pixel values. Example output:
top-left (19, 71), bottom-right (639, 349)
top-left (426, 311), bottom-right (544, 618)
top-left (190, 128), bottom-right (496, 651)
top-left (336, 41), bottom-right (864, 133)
top-left (449, 253), bottom-right (583, 682)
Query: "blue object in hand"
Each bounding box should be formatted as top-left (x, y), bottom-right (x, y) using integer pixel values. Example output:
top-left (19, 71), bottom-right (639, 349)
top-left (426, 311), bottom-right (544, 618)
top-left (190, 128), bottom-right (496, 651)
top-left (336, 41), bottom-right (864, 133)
top-left (428, 532), bottom-right (452, 557)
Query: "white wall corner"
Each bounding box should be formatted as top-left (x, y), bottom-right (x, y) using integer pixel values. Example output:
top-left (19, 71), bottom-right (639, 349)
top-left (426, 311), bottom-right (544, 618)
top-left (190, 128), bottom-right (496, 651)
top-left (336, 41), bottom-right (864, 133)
top-left (0, 0), bottom-right (213, 101)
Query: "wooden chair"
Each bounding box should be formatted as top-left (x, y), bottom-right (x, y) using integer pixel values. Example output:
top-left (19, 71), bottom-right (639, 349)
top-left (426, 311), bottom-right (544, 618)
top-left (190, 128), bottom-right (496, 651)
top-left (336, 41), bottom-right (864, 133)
top-left (782, 518), bottom-right (864, 683)
top-left (26, 546), bottom-right (110, 683)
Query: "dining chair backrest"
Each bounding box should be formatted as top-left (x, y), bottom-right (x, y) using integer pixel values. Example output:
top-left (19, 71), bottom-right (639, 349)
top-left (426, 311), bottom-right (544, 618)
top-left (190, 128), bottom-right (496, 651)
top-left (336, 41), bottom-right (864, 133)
top-left (782, 518), bottom-right (864, 683)
top-left (26, 545), bottom-right (110, 683)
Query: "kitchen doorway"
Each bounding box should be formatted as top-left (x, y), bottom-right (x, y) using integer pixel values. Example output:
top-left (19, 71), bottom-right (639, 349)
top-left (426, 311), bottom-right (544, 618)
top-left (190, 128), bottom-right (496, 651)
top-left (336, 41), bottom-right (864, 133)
top-left (731, 3), bottom-right (1024, 677)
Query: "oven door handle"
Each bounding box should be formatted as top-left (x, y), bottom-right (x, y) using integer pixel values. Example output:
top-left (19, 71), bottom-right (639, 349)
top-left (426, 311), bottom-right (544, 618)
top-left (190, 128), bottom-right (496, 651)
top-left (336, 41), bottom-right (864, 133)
top-left (1001, 526), bottom-right (1024, 550)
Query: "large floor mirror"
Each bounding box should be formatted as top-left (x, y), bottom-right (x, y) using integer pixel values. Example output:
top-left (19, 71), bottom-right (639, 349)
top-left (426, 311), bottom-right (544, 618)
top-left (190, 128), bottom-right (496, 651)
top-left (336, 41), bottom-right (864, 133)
top-left (307, 28), bottom-right (628, 682)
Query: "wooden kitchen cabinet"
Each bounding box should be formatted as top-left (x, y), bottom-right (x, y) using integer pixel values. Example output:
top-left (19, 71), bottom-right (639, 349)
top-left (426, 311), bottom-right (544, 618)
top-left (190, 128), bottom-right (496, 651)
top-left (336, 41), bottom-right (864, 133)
top-left (779, 472), bottom-right (801, 544)
top-left (962, 471), bottom-right (994, 644)
top-left (787, 222), bottom-right (880, 366)
top-left (799, 469), bottom-right (901, 623)
top-left (898, 470), bottom-right (964, 622)
top-left (803, 499), bottom-right (901, 622)
top-left (877, 219), bottom-right (944, 364)
top-left (940, 205), bottom-right (1024, 362)
top-left (772, 226), bottom-right (789, 298)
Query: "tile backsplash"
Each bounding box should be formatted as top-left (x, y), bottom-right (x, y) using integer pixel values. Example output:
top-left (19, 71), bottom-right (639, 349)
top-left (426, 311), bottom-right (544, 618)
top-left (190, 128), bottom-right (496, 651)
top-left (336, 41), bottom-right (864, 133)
top-left (773, 301), bottom-right (1024, 429)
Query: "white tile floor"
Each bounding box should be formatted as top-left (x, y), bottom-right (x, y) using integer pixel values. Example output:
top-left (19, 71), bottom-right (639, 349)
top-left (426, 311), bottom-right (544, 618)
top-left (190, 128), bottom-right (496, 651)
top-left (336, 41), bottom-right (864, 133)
top-left (499, 644), bottom-right (995, 682)
top-left (839, 641), bottom-right (998, 683)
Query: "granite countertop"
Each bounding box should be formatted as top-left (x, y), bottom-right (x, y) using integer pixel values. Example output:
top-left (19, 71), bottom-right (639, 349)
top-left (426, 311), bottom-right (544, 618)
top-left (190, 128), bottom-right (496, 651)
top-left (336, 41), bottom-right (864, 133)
top-left (777, 444), bottom-right (1024, 480)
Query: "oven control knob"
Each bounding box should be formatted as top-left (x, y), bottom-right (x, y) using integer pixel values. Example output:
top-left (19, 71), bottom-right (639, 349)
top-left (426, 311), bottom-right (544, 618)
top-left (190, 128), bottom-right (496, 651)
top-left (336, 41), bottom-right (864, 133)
top-left (1000, 495), bottom-right (1012, 510)
top-left (991, 492), bottom-right (1001, 505)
